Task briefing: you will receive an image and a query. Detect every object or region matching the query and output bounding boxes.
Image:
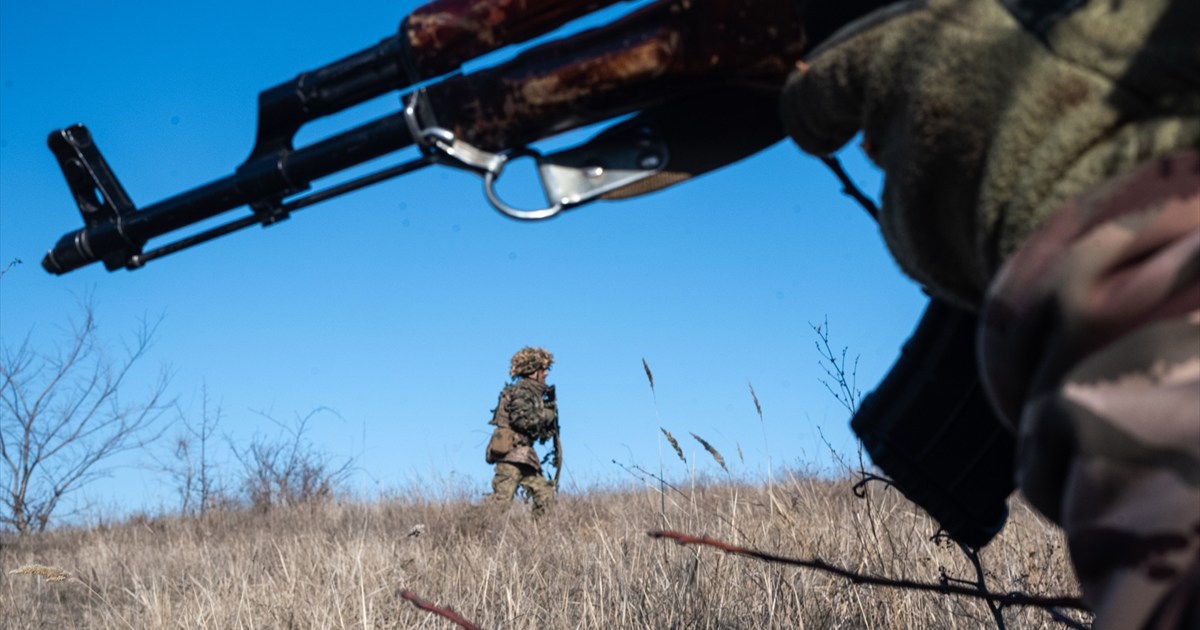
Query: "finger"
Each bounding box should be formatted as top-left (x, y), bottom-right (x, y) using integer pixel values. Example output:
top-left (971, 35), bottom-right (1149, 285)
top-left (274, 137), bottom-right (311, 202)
top-left (781, 2), bottom-right (921, 155)
top-left (780, 29), bottom-right (878, 153)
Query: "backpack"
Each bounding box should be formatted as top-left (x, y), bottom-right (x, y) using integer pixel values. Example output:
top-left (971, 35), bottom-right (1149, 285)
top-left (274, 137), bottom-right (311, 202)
top-left (485, 386), bottom-right (516, 464)
top-left (485, 426), bottom-right (517, 464)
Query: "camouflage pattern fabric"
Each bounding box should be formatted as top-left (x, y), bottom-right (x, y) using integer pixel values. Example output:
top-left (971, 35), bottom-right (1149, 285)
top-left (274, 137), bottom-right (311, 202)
top-left (486, 377), bottom-right (558, 514)
top-left (486, 378), bottom-right (557, 469)
top-left (488, 461), bottom-right (555, 517)
top-left (509, 346), bottom-right (554, 378)
top-left (980, 149), bottom-right (1200, 629)
top-left (503, 377), bottom-right (558, 446)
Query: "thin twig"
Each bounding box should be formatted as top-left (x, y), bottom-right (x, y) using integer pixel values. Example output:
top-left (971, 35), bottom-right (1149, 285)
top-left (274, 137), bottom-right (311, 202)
top-left (0, 258), bottom-right (21, 280)
top-left (957, 541), bottom-right (1006, 629)
top-left (612, 459), bottom-right (686, 497)
top-left (851, 474), bottom-right (894, 498)
top-left (818, 155), bottom-right (879, 220)
top-left (400, 590), bottom-right (483, 630)
top-left (642, 357), bottom-right (667, 521)
top-left (809, 318), bottom-right (862, 416)
top-left (647, 529), bottom-right (1090, 613)
top-left (1047, 607), bottom-right (1093, 630)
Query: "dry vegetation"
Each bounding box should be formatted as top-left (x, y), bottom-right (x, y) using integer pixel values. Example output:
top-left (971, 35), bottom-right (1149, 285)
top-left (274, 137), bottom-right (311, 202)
top-left (2, 473), bottom-right (1089, 629)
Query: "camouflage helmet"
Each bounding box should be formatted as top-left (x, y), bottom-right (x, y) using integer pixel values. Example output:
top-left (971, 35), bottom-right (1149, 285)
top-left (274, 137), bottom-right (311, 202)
top-left (510, 346), bottom-right (554, 377)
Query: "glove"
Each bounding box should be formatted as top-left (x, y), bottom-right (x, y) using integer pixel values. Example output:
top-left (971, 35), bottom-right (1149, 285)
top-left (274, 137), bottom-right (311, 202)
top-left (780, 0), bottom-right (1199, 308)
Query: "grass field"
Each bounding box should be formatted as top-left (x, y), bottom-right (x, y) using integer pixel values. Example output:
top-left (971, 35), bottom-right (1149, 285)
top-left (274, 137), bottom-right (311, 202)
top-left (3, 472), bottom-right (1090, 629)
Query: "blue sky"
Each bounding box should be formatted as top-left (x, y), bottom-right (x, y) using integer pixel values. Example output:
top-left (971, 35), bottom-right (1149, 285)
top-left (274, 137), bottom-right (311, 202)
top-left (0, 0), bottom-right (926, 518)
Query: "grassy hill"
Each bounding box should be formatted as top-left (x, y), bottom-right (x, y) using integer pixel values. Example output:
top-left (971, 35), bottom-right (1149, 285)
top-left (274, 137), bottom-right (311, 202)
top-left (3, 474), bottom-right (1088, 629)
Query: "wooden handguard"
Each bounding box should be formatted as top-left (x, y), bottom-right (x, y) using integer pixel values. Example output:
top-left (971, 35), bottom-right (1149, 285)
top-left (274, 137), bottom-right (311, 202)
top-left (405, 0), bottom-right (631, 76)
top-left (421, 0), bottom-right (808, 152)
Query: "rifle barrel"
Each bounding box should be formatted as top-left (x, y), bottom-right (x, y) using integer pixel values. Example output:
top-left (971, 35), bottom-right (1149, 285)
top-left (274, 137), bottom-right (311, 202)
top-left (42, 112), bottom-right (416, 275)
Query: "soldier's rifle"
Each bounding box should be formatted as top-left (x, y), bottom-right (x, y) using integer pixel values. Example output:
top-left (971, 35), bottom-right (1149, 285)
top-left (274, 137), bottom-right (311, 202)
top-left (545, 385), bottom-right (562, 490)
top-left (552, 428), bottom-right (563, 490)
top-left (40, 0), bottom-right (889, 275)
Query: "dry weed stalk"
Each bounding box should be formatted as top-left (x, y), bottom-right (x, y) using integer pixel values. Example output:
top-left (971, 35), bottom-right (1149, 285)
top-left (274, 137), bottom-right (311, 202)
top-left (10, 564), bottom-right (73, 582)
top-left (647, 529), bottom-right (1089, 614)
top-left (400, 589), bottom-right (483, 630)
top-left (641, 357), bottom-right (669, 521)
top-left (661, 428), bottom-right (686, 464)
top-left (689, 433), bottom-right (727, 474)
top-left (611, 459), bottom-right (685, 497)
top-left (747, 380), bottom-right (779, 518)
top-left (10, 563), bottom-right (134, 629)
top-left (747, 382), bottom-right (763, 422)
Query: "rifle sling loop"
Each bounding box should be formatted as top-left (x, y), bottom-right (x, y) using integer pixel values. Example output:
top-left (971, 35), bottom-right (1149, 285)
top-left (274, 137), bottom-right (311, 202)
top-left (402, 90), bottom-right (674, 222)
top-left (403, 89), bottom-right (564, 220)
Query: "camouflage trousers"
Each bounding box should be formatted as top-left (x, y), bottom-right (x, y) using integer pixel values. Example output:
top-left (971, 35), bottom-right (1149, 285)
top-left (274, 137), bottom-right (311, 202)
top-left (981, 149), bottom-right (1200, 629)
top-left (487, 462), bottom-right (555, 516)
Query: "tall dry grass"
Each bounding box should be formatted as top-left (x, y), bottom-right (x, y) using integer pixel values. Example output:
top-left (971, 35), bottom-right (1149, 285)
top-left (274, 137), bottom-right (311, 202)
top-left (2, 473), bottom-right (1087, 629)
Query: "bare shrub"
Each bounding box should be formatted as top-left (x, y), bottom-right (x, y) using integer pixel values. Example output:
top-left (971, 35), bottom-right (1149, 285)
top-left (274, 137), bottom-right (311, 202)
top-left (155, 384), bottom-right (225, 516)
top-left (0, 298), bottom-right (172, 534)
top-left (230, 407), bottom-right (353, 511)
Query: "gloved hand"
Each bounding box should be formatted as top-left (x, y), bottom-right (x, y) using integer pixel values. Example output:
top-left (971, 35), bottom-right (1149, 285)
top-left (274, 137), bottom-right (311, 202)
top-left (780, 0), bottom-right (1198, 308)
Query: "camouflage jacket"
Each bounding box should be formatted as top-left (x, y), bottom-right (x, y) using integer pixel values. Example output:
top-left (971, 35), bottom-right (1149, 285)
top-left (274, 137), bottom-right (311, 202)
top-left (980, 149), bottom-right (1200, 629)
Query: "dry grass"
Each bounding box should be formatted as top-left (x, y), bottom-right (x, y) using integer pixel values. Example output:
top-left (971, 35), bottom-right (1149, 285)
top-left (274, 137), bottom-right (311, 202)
top-left (2, 474), bottom-right (1088, 629)
top-left (661, 429), bottom-right (686, 464)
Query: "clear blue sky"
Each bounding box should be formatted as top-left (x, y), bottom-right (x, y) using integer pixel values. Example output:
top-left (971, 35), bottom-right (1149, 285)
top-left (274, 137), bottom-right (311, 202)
top-left (0, 0), bottom-right (926, 518)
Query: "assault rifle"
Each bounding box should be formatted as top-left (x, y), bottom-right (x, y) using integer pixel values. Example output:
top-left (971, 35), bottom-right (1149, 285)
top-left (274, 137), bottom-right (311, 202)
top-left (544, 385), bottom-right (562, 490)
top-left (40, 0), bottom-right (888, 275)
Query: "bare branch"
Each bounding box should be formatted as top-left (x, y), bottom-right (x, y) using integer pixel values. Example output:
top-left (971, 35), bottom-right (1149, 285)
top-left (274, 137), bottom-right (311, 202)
top-left (648, 529), bottom-right (1089, 613)
top-left (809, 318), bottom-right (862, 415)
top-left (152, 384), bottom-right (225, 515)
top-left (611, 459), bottom-right (686, 498)
top-left (0, 258), bottom-right (21, 280)
top-left (400, 590), bottom-right (483, 630)
top-left (818, 155), bottom-right (879, 221)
